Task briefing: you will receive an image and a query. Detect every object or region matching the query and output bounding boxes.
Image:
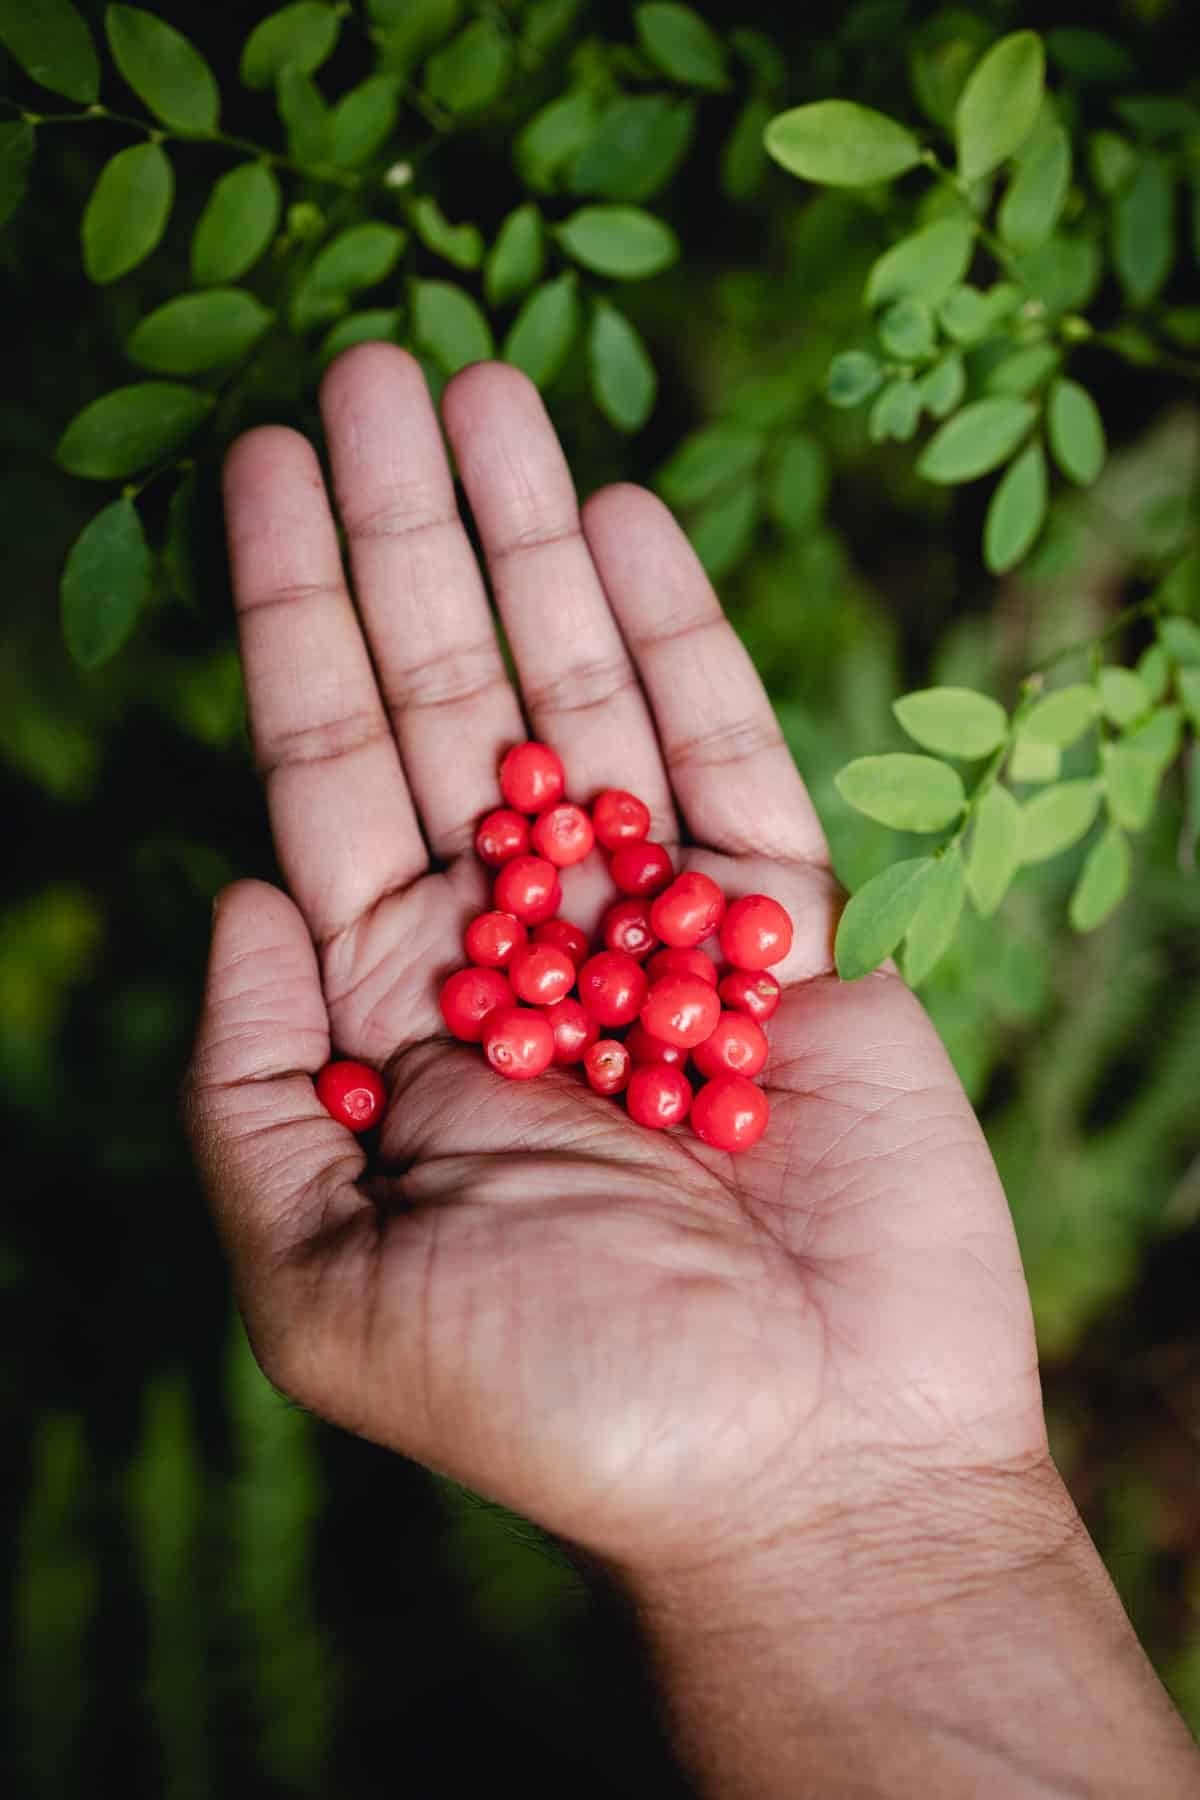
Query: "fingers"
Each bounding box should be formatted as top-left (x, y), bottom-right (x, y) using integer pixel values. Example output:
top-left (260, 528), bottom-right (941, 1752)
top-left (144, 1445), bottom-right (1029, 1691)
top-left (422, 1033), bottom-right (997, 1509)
top-left (583, 484), bottom-right (830, 864)
top-left (442, 363), bottom-right (676, 835)
top-left (224, 428), bottom-right (426, 944)
top-left (319, 346), bottom-right (526, 859)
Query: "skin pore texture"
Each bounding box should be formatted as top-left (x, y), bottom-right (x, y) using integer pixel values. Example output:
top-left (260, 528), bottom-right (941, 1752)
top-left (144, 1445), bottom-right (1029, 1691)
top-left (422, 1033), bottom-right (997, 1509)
top-left (185, 346), bottom-right (1200, 1797)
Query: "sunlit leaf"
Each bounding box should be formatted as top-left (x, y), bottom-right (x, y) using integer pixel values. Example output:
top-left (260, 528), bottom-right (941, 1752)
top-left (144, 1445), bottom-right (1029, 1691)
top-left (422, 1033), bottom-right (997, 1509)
top-left (190, 162), bottom-right (280, 285)
top-left (556, 205), bottom-right (678, 279)
top-left (1068, 825), bottom-right (1130, 931)
top-left (865, 217), bottom-right (974, 308)
top-left (902, 846), bottom-right (966, 985)
top-left (984, 440), bottom-right (1047, 573)
top-left (1021, 779), bottom-right (1101, 862)
top-left (917, 397), bottom-right (1036, 484)
top-left (836, 753), bottom-right (965, 831)
top-left (765, 101), bottom-right (922, 186)
top-left (1020, 683), bottom-right (1100, 747)
top-left (835, 857), bottom-right (935, 981)
top-left (502, 274), bottom-right (579, 388)
top-left (484, 204), bottom-right (544, 307)
top-left (411, 278), bottom-right (493, 373)
top-left (955, 31), bottom-right (1044, 182)
top-left (635, 3), bottom-right (728, 91)
top-left (966, 784), bottom-right (1022, 915)
top-left (1047, 378), bottom-right (1105, 485)
top-left (894, 687), bottom-right (1008, 758)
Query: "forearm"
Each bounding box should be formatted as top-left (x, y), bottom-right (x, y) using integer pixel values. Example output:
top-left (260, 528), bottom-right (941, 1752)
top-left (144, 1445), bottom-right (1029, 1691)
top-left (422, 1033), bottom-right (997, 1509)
top-left (615, 1457), bottom-right (1200, 1799)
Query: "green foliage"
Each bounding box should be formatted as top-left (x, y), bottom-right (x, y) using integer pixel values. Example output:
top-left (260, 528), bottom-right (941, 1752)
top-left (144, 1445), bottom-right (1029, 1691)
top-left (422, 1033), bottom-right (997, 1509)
top-left (954, 31), bottom-right (1044, 182)
top-left (240, 3), bottom-right (341, 91)
top-left (634, 4), bottom-right (728, 92)
top-left (57, 383), bottom-right (212, 478)
top-left (83, 143), bottom-right (174, 283)
top-left (588, 301), bottom-right (656, 432)
top-left (106, 6), bottom-right (220, 134)
top-left (0, 0), bottom-right (99, 103)
top-left (190, 162), bottom-right (281, 284)
top-left (60, 497), bottom-right (151, 666)
top-left (765, 102), bottom-right (922, 186)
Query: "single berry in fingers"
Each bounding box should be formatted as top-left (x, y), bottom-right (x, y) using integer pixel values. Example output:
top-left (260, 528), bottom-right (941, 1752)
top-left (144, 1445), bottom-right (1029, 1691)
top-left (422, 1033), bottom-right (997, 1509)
top-left (315, 1061), bottom-right (385, 1133)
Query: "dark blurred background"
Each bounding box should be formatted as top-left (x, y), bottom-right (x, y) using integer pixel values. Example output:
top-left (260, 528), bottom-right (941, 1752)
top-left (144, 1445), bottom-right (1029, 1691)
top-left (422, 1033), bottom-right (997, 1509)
top-left (4, 0), bottom-right (1200, 1793)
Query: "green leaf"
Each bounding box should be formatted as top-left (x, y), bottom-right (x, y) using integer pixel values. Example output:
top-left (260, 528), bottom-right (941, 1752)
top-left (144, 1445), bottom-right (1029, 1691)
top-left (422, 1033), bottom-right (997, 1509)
top-left (1088, 130), bottom-right (1136, 197)
top-left (1069, 825), bottom-right (1130, 931)
top-left (765, 101), bottom-right (922, 187)
top-left (0, 0), bottom-right (98, 103)
top-left (1021, 779), bottom-right (1101, 863)
top-left (916, 352), bottom-right (965, 420)
top-left (1097, 666), bottom-right (1149, 729)
top-left (57, 382), bottom-right (212, 478)
top-left (370, 0), bottom-right (459, 75)
top-left (411, 278), bottom-right (493, 374)
top-left (588, 300), bottom-right (656, 433)
top-left (502, 274), bottom-right (579, 389)
top-left (1008, 734), bottom-right (1060, 783)
top-left (1045, 29), bottom-right (1134, 85)
top-left (127, 289), bottom-right (272, 374)
top-left (0, 122), bottom-right (35, 232)
top-left (190, 162), bottom-right (281, 285)
top-left (836, 753), bottom-right (965, 832)
top-left (1125, 705), bottom-right (1183, 770)
top-left (894, 687), bottom-right (1008, 759)
top-left (998, 125), bottom-right (1071, 252)
top-left (966, 784), bottom-right (1023, 916)
top-left (984, 440), bottom-right (1048, 573)
top-left (864, 217), bottom-right (974, 308)
top-left (520, 0), bottom-right (581, 57)
top-left (82, 142), bottom-right (173, 284)
top-left (485, 204), bottom-right (544, 308)
top-left (658, 427), bottom-right (764, 508)
top-left (902, 846), bottom-right (966, 986)
top-left (917, 397), bottom-right (1036, 484)
top-left (1021, 683), bottom-right (1099, 748)
top-left (106, 6), bottom-right (219, 133)
top-left (515, 87), bottom-right (601, 192)
top-left (721, 98), bottom-right (771, 202)
top-left (320, 308), bottom-right (403, 365)
top-left (634, 3), bottom-right (727, 91)
top-left (1102, 743), bottom-right (1160, 833)
top-left (1115, 95), bottom-right (1200, 138)
top-left (955, 31), bottom-right (1044, 183)
top-left (868, 379), bottom-right (921, 444)
top-left (330, 74), bottom-right (400, 168)
top-left (240, 3), bottom-right (340, 90)
top-left (1137, 642), bottom-right (1170, 704)
top-left (1159, 617), bottom-right (1200, 667)
top-left (1013, 233), bottom-right (1101, 315)
top-left (767, 434), bottom-right (828, 534)
top-left (1178, 669), bottom-right (1200, 733)
top-left (878, 297), bottom-right (935, 360)
top-left (729, 26), bottom-right (785, 90)
top-left (1114, 155), bottom-right (1174, 305)
top-left (909, 10), bottom-right (989, 130)
top-left (937, 281), bottom-right (1019, 345)
top-left (60, 497), bottom-right (151, 667)
top-left (983, 344), bottom-right (1061, 398)
top-left (290, 223), bottom-right (406, 329)
top-left (826, 350), bottom-right (883, 408)
top-left (1153, 548), bottom-right (1200, 616)
top-left (424, 18), bottom-right (512, 114)
top-left (571, 95), bottom-right (695, 203)
top-left (556, 205), bottom-right (678, 280)
top-left (835, 857), bottom-right (935, 981)
top-left (276, 68), bottom-right (331, 163)
top-left (688, 484), bottom-right (758, 581)
top-left (410, 196), bottom-right (483, 270)
top-left (1047, 378), bottom-right (1105, 485)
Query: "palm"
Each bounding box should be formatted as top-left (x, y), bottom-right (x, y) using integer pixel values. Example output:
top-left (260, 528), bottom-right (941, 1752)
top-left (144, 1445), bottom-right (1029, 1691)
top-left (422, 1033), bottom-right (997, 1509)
top-left (192, 349), bottom-right (1044, 1575)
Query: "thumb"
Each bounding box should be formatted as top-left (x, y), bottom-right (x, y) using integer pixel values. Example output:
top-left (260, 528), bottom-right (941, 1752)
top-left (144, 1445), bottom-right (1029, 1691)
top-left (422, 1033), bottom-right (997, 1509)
top-left (184, 879), bottom-right (373, 1396)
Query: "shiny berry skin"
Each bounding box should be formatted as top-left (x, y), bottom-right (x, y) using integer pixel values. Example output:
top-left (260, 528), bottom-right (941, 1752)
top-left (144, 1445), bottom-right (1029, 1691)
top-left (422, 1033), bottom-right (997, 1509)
top-left (533, 917), bottom-right (589, 968)
top-left (539, 997), bottom-right (599, 1066)
top-left (577, 951), bottom-right (648, 1028)
top-left (439, 967), bottom-right (514, 1043)
top-left (531, 802), bottom-right (595, 868)
top-left (626, 1064), bottom-right (692, 1130)
top-left (475, 808), bottom-right (531, 867)
top-left (718, 968), bottom-right (781, 1023)
top-left (609, 840), bottom-right (674, 898)
top-left (601, 898), bottom-right (659, 961)
top-left (464, 910), bottom-right (526, 969)
top-left (719, 894), bottom-right (793, 970)
top-left (646, 945), bottom-right (718, 990)
top-left (508, 942), bottom-right (575, 1006)
top-left (315, 1060), bottom-right (385, 1133)
top-left (624, 1021), bottom-right (686, 1068)
top-left (640, 974), bottom-right (721, 1049)
top-left (584, 1039), bottom-right (631, 1095)
top-left (494, 855), bottom-right (562, 924)
top-left (499, 741), bottom-right (565, 813)
top-left (482, 1006), bottom-right (556, 1081)
top-left (692, 1011), bottom-right (769, 1080)
top-left (690, 1074), bottom-right (770, 1152)
top-left (650, 872), bottom-right (725, 949)
top-left (591, 788), bottom-right (651, 850)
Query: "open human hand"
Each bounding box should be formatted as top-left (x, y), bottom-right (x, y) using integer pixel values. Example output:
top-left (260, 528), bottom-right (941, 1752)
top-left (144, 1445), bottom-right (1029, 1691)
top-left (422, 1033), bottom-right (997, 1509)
top-left (187, 346), bottom-right (1047, 1587)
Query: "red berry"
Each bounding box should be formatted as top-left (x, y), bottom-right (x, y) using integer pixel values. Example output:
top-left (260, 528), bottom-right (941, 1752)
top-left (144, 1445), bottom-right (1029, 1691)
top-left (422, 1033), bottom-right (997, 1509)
top-left (610, 840), bottom-right (674, 898)
top-left (718, 968), bottom-right (781, 1023)
top-left (640, 974), bottom-right (721, 1049)
top-left (464, 910), bottom-right (526, 969)
top-left (439, 967), bottom-right (514, 1042)
top-left (601, 897), bottom-right (660, 961)
top-left (314, 1060), bottom-right (385, 1133)
top-left (483, 1006), bottom-right (556, 1081)
top-left (584, 1039), bottom-right (631, 1095)
top-left (646, 945), bottom-right (718, 989)
top-left (649, 871), bottom-right (725, 949)
top-left (540, 996), bottom-right (599, 1066)
top-left (475, 808), bottom-right (531, 867)
top-left (591, 788), bottom-right (651, 850)
top-left (499, 741), bottom-right (565, 813)
top-left (577, 951), bottom-right (648, 1027)
top-left (627, 1063), bottom-right (692, 1130)
top-left (508, 942), bottom-right (575, 1006)
top-left (690, 1074), bottom-right (770, 1153)
top-left (624, 1021), bottom-right (687, 1068)
top-left (533, 917), bottom-right (590, 968)
top-left (719, 894), bottom-right (793, 971)
top-left (494, 854), bottom-right (562, 924)
top-left (531, 802), bottom-right (595, 868)
top-left (692, 1011), bottom-right (769, 1080)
